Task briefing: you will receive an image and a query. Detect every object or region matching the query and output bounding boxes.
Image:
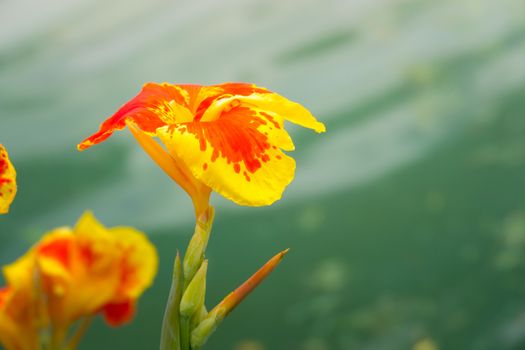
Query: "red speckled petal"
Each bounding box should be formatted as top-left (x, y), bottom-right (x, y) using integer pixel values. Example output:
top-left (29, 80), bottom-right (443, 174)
top-left (77, 82), bottom-right (273, 151)
top-left (78, 83), bottom-right (192, 151)
top-left (157, 106), bottom-right (296, 206)
top-left (0, 144), bottom-right (17, 214)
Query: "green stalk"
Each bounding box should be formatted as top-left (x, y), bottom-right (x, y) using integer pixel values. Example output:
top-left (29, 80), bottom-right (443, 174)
top-left (160, 253), bottom-right (184, 350)
top-left (65, 317), bottom-right (93, 350)
top-left (161, 207), bottom-right (214, 350)
top-left (180, 317), bottom-right (190, 350)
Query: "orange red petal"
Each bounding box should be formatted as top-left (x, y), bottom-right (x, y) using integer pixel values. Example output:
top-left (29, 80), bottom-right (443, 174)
top-left (78, 82), bottom-right (271, 151)
top-left (78, 83), bottom-right (186, 150)
top-left (103, 300), bottom-right (135, 326)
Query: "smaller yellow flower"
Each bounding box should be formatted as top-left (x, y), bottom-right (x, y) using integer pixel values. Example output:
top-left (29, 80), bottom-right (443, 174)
top-left (0, 144), bottom-right (17, 214)
top-left (0, 212), bottom-right (159, 350)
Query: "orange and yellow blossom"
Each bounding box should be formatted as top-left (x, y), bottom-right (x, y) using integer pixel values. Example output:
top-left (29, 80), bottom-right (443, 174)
top-left (0, 212), bottom-right (158, 350)
top-left (78, 83), bottom-right (325, 215)
top-left (0, 144), bottom-right (17, 214)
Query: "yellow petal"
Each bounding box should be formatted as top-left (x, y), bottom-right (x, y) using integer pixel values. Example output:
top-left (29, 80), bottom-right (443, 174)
top-left (127, 122), bottom-right (197, 197)
top-left (127, 122), bottom-right (211, 216)
top-left (153, 97), bottom-right (194, 124)
top-left (157, 118), bottom-right (296, 206)
top-left (109, 226), bottom-right (158, 299)
top-left (252, 109), bottom-right (295, 151)
top-left (201, 93), bottom-right (326, 133)
top-left (0, 144), bottom-right (17, 214)
top-left (2, 249), bottom-right (36, 294)
top-left (37, 228), bottom-right (76, 282)
top-left (74, 211), bottom-right (115, 251)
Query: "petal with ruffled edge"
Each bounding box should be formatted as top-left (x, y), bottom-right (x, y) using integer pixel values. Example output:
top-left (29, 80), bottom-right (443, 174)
top-left (77, 82), bottom-right (273, 151)
top-left (0, 144), bottom-right (17, 214)
top-left (78, 83), bottom-right (191, 150)
top-left (157, 106), bottom-right (297, 206)
top-left (199, 91), bottom-right (325, 133)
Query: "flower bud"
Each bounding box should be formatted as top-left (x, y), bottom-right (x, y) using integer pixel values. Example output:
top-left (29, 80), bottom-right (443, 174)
top-left (180, 260), bottom-right (208, 318)
top-left (183, 207), bottom-right (214, 286)
top-left (191, 249), bottom-right (288, 348)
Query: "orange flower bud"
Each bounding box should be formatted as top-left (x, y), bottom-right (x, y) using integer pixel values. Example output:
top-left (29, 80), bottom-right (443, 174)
top-left (191, 249), bottom-right (289, 348)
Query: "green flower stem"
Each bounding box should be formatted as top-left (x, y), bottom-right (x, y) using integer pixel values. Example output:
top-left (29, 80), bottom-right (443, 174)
top-left (160, 205), bottom-right (287, 350)
top-left (180, 316), bottom-right (191, 350)
top-left (183, 207), bottom-right (214, 289)
top-left (35, 268), bottom-right (53, 350)
top-left (65, 317), bottom-right (93, 350)
top-left (161, 206), bottom-right (214, 350)
top-left (160, 253), bottom-right (183, 350)
top-left (180, 260), bottom-right (208, 350)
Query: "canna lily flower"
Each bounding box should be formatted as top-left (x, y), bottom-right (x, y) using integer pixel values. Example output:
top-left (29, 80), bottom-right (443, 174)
top-left (78, 83), bottom-right (325, 215)
top-left (0, 144), bottom-right (17, 214)
top-left (0, 212), bottom-right (158, 350)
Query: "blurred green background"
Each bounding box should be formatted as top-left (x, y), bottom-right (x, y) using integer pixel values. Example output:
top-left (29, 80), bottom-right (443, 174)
top-left (1, 0), bottom-right (525, 349)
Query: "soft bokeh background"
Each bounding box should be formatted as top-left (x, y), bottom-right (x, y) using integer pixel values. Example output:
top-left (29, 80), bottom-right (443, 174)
top-left (1, 0), bottom-right (525, 349)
